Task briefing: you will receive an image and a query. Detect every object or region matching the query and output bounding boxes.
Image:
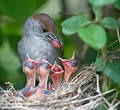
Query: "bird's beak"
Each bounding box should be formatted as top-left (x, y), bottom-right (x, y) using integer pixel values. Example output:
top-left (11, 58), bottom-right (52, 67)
top-left (45, 33), bottom-right (63, 55)
top-left (58, 52), bottom-right (79, 83)
top-left (46, 33), bottom-right (62, 47)
top-left (51, 61), bottom-right (64, 90)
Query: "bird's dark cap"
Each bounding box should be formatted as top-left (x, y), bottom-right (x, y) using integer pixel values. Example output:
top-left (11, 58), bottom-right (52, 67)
top-left (32, 13), bottom-right (57, 35)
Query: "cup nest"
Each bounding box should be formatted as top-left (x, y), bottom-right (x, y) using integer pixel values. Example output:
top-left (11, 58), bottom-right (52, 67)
top-left (0, 65), bottom-right (117, 110)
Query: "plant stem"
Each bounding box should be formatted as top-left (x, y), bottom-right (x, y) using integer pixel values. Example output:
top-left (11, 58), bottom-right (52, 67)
top-left (99, 6), bottom-right (109, 89)
top-left (100, 6), bottom-right (104, 19)
top-left (102, 47), bottom-right (109, 89)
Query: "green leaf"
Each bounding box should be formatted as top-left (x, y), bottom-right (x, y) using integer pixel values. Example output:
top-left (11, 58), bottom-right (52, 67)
top-left (78, 24), bottom-right (107, 49)
top-left (94, 57), bottom-right (105, 72)
top-left (1, 21), bottom-right (22, 36)
top-left (92, 6), bottom-right (101, 21)
top-left (61, 14), bottom-right (91, 35)
top-left (103, 87), bottom-right (109, 92)
top-left (98, 105), bottom-right (106, 110)
top-left (104, 62), bottom-right (120, 84)
top-left (7, 35), bottom-right (21, 54)
top-left (101, 17), bottom-right (120, 29)
top-left (88, 0), bottom-right (116, 6)
top-left (62, 28), bottom-right (74, 35)
top-left (114, 0), bottom-right (120, 9)
top-left (0, 67), bottom-right (8, 80)
top-left (0, 0), bottom-right (47, 19)
top-left (0, 30), bottom-right (4, 46)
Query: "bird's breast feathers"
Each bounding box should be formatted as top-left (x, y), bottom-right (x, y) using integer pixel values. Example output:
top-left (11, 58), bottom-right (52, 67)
top-left (18, 35), bottom-right (58, 64)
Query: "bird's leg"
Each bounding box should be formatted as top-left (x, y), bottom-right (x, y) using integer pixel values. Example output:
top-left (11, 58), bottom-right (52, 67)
top-left (21, 56), bottom-right (37, 97)
top-left (34, 59), bottom-right (52, 97)
top-left (51, 62), bottom-right (63, 90)
top-left (59, 52), bottom-right (79, 83)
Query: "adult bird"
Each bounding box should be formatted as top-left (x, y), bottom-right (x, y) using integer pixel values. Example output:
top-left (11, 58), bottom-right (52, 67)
top-left (18, 13), bottom-right (63, 96)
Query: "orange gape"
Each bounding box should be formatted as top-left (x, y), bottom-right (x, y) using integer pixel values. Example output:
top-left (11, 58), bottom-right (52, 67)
top-left (59, 52), bottom-right (79, 83)
top-left (51, 62), bottom-right (63, 90)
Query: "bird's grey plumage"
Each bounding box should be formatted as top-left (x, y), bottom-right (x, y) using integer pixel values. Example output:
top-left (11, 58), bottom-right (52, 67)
top-left (18, 15), bottom-right (60, 65)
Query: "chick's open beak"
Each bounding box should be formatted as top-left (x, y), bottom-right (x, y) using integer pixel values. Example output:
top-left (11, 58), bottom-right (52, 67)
top-left (58, 52), bottom-right (79, 83)
top-left (46, 33), bottom-right (63, 55)
top-left (51, 61), bottom-right (64, 90)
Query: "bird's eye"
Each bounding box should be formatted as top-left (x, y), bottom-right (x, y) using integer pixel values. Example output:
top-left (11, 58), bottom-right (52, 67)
top-left (42, 28), bottom-right (47, 32)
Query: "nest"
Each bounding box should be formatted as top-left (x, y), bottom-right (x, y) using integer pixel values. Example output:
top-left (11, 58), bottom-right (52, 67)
top-left (0, 65), bottom-right (118, 110)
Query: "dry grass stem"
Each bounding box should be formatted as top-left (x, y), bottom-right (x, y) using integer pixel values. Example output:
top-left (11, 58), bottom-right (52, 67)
top-left (0, 66), bottom-right (118, 110)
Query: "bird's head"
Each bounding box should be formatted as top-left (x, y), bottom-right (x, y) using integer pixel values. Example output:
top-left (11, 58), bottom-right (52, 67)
top-left (23, 13), bottom-right (63, 51)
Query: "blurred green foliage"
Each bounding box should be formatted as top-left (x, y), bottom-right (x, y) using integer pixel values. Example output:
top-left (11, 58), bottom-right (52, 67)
top-left (101, 17), bottom-right (120, 29)
top-left (98, 105), bottom-right (107, 110)
top-left (114, 0), bottom-right (120, 9)
top-left (0, 0), bottom-right (47, 19)
top-left (88, 0), bottom-right (116, 6)
top-left (0, 2), bottom-right (120, 107)
top-left (94, 57), bottom-right (105, 72)
top-left (104, 62), bottom-right (120, 84)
